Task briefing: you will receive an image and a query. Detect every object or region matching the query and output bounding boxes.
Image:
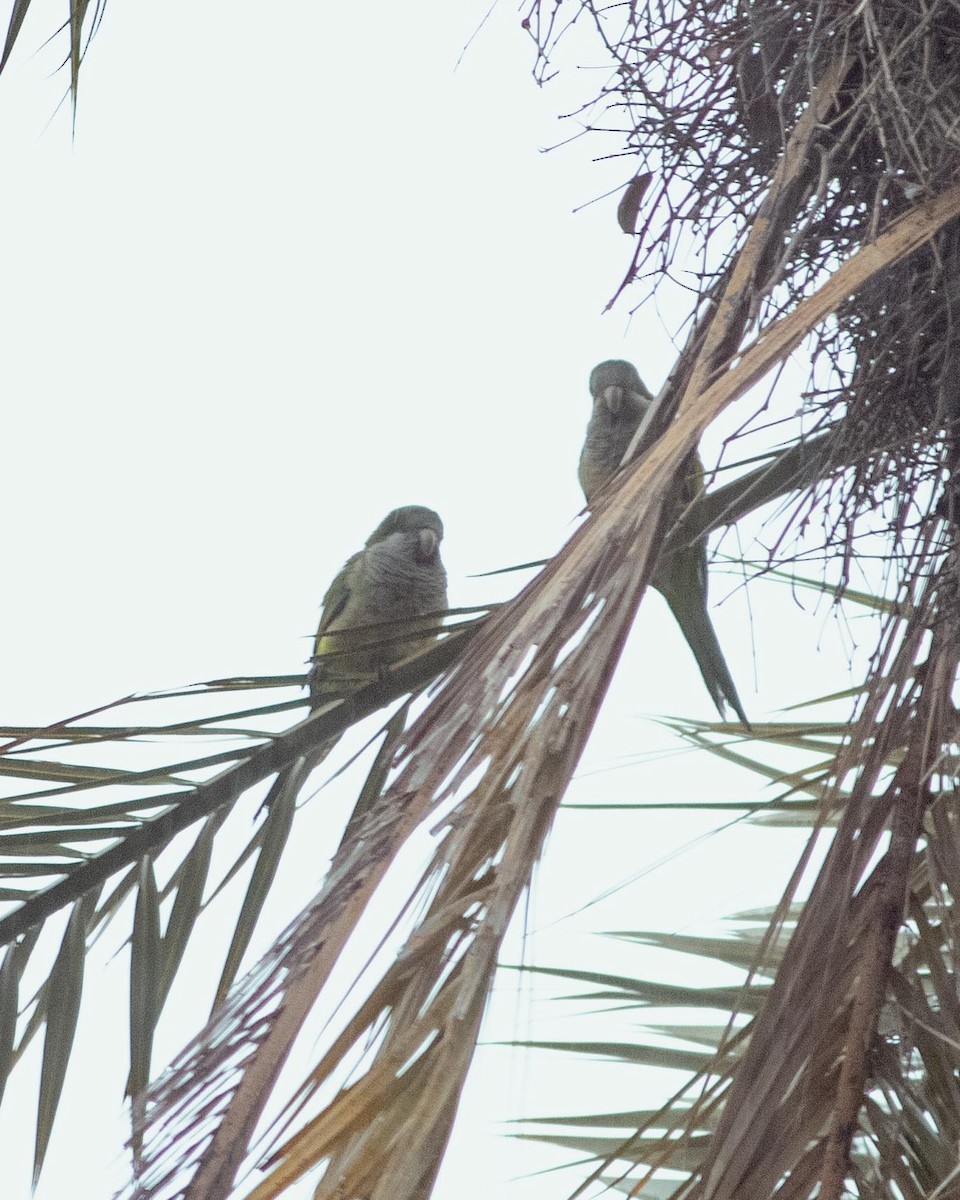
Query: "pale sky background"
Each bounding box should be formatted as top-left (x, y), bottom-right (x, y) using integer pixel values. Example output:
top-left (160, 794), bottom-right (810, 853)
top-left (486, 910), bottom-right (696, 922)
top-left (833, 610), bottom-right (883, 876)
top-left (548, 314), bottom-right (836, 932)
top-left (0, 1), bottom-right (881, 1198)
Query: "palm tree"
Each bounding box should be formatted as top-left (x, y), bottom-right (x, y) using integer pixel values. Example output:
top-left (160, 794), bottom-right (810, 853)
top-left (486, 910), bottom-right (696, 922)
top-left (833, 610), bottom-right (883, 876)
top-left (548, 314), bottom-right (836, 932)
top-left (2, 0), bottom-right (960, 1197)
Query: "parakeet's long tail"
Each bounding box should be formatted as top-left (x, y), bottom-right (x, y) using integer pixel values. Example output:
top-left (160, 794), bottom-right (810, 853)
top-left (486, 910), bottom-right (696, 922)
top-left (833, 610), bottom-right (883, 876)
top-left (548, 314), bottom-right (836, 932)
top-left (655, 558), bottom-right (750, 727)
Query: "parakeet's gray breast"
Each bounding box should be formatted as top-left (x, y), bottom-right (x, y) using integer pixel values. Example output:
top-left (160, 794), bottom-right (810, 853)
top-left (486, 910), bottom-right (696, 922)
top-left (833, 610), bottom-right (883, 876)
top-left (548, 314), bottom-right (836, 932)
top-left (579, 410), bottom-right (643, 501)
top-left (363, 532), bottom-right (448, 620)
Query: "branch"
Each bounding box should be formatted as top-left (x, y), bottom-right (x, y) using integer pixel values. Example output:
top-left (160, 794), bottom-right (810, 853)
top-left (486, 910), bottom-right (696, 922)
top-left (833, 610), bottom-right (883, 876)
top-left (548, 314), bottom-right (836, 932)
top-left (0, 625), bottom-right (480, 947)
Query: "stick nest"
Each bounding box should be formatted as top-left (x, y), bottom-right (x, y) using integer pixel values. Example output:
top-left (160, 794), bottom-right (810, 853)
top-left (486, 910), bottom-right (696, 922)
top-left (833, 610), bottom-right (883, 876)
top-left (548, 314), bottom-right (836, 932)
top-left (528, 0), bottom-right (960, 574)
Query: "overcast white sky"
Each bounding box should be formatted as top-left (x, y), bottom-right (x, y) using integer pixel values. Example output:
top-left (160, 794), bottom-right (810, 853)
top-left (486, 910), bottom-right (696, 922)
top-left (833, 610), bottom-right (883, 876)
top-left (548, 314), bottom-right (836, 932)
top-left (0, 2), bottom-right (880, 1198)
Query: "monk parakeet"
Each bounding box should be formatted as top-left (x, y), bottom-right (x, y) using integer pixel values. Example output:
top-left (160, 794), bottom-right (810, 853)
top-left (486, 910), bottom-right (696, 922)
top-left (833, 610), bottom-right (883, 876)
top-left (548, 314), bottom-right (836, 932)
top-left (265, 506), bottom-right (448, 811)
top-left (579, 359), bottom-right (748, 725)
top-left (309, 504), bottom-right (448, 702)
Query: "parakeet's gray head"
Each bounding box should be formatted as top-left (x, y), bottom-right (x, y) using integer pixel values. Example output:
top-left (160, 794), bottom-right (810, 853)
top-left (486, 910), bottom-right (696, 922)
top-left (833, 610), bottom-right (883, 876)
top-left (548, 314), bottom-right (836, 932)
top-left (588, 359), bottom-right (652, 418)
top-left (366, 505), bottom-right (444, 564)
top-left (579, 359), bottom-right (655, 503)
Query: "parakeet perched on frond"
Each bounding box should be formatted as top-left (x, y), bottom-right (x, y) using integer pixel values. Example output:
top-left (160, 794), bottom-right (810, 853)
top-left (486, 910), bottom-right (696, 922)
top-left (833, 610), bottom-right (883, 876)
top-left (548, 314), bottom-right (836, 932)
top-left (309, 505), bottom-right (448, 704)
top-left (579, 359), bottom-right (748, 725)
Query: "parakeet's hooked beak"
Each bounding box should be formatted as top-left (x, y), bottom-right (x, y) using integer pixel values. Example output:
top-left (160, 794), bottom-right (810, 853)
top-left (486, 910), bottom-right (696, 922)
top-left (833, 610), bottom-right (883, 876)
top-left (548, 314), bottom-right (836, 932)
top-left (602, 384), bottom-right (625, 414)
top-left (416, 527), bottom-right (440, 562)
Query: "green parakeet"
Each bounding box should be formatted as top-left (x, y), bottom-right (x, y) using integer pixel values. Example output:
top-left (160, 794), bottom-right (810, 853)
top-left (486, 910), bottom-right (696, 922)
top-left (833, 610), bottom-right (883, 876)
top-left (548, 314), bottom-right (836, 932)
top-left (579, 359), bottom-right (748, 725)
top-left (265, 505), bottom-right (448, 811)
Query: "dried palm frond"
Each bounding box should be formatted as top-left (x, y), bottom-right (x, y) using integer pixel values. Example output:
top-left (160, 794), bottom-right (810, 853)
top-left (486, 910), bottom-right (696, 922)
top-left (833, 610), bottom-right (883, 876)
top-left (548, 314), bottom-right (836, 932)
top-left (683, 547), bottom-right (960, 1199)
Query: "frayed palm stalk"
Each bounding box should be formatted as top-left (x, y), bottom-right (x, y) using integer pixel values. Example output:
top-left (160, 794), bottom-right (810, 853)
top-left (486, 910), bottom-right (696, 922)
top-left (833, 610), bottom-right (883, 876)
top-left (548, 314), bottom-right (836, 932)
top-left (715, 546), bottom-right (960, 1200)
top-left (513, 697), bottom-right (960, 1200)
top-left (118, 60), bottom-right (960, 1195)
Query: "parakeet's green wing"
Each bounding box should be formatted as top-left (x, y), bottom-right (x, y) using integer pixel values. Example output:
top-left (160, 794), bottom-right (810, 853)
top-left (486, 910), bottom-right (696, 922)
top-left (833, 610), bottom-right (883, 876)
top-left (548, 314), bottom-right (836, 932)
top-left (310, 553), bottom-right (368, 712)
top-left (315, 552), bottom-right (360, 640)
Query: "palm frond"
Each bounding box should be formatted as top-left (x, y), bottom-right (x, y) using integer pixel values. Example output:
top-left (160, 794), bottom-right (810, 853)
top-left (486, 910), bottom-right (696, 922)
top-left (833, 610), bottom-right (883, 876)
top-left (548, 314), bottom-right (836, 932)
top-left (0, 0), bottom-right (103, 118)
